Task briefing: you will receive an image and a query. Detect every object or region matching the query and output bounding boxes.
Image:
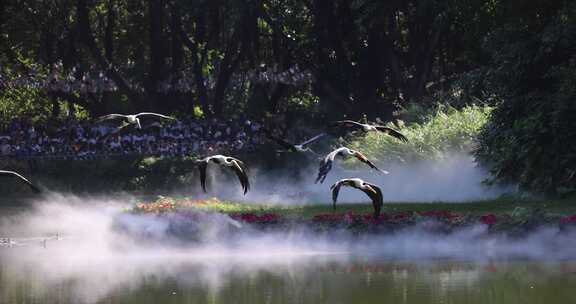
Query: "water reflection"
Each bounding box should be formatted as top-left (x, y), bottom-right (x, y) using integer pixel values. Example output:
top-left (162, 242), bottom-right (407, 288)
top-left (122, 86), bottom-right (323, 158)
top-left (2, 243), bottom-right (576, 304)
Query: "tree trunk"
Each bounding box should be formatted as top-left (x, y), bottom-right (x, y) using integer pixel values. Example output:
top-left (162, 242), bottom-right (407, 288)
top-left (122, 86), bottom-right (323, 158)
top-left (104, 0), bottom-right (115, 62)
top-left (212, 32), bottom-right (243, 117)
top-left (179, 23), bottom-right (211, 116)
top-left (76, 0), bottom-right (143, 109)
top-left (148, 0), bottom-right (167, 111)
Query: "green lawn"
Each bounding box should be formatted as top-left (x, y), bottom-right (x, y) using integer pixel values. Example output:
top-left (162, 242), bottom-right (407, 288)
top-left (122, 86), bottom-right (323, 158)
top-left (2, 194), bottom-right (576, 219)
top-left (155, 195), bottom-right (576, 219)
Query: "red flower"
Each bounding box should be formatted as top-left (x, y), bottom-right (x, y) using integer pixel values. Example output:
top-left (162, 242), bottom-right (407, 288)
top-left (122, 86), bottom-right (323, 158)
top-left (231, 213), bottom-right (281, 224)
top-left (363, 214), bottom-right (388, 224)
top-left (480, 214), bottom-right (498, 225)
top-left (392, 212), bottom-right (412, 221)
top-left (560, 215), bottom-right (576, 225)
top-left (418, 210), bottom-right (461, 219)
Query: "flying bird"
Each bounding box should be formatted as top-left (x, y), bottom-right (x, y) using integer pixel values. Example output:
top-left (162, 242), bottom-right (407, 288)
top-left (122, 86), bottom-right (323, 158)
top-left (330, 178), bottom-right (383, 218)
top-left (263, 129), bottom-right (326, 154)
top-left (330, 120), bottom-right (408, 142)
top-left (0, 170), bottom-right (41, 193)
top-left (96, 112), bottom-right (177, 130)
top-left (196, 155), bottom-right (250, 195)
top-left (316, 147), bottom-right (388, 184)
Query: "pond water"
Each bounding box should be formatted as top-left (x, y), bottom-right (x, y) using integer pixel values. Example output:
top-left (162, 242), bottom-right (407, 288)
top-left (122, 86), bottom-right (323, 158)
top-left (2, 203), bottom-right (576, 304)
top-left (1, 250), bottom-right (576, 304)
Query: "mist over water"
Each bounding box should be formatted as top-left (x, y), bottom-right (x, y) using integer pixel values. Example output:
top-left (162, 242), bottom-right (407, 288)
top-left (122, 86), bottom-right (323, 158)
top-left (0, 153), bottom-right (552, 303)
top-left (1, 193), bottom-right (575, 303)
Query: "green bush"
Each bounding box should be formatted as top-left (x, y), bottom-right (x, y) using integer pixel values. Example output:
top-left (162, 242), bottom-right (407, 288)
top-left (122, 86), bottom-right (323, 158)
top-left (345, 104), bottom-right (493, 164)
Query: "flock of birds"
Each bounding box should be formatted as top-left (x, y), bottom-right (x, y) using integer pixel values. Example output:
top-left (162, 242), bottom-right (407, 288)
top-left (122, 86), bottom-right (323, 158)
top-left (2, 113), bottom-right (408, 217)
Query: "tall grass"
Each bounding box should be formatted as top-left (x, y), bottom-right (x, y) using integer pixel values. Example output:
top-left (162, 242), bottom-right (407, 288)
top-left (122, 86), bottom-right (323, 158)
top-left (345, 104), bottom-right (493, 164)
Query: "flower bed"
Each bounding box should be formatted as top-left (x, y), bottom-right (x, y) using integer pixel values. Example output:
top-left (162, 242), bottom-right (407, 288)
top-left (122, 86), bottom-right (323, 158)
top-left (118, 198), bottom-right (575, 242)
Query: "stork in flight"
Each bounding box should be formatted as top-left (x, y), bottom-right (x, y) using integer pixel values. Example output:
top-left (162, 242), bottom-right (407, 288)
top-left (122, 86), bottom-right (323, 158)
top-left (330, 120), bottom-right (408, 142)
top-left (196, 155), bottom-right (250, 195)
top-left (263, 129), bottom-right (326, 155)
top-left (330, 178), bottom-right (383, 218)
top-left (0, 170), bottom-right (41, 193)
top-left (96, 112), bottom-right (178, 133)
top-left (316, 147), bottom-right (388, 184)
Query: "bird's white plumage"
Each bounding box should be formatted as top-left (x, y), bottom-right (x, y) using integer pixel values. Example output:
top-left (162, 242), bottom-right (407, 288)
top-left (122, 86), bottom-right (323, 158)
top-left (97, 112), bottom-right (177, 129)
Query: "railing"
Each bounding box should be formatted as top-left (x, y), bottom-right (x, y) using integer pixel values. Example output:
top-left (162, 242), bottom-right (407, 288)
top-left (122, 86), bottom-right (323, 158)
top-left (0, 234), bottom-right (62, 248)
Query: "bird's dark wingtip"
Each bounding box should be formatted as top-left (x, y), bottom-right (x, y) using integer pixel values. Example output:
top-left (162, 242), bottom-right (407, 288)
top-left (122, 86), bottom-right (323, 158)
top-left (31, 186), bottom-right (42, 194)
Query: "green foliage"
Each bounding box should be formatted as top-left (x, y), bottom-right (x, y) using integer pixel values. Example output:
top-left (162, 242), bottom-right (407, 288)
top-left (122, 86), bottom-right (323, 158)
top-left (0, 0), bottom-right (574, 195)
top-left (345, 104), bottom-right (493, 164)
top-left (0, 87), bottom-right (45, 122)
top-left (128, 156), bottom-right (197, 191)
top-left (475, 2), bottom-right (576, 194)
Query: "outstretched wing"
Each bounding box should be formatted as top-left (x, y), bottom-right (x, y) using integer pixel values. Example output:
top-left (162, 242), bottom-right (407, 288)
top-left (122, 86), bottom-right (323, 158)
top-left (315, 156), bottom-right (333, 184)
top-left (353, 151), bottom-right (389, 174)
top-left (299, 133), bottom-right (326, 147)
top-left (0, 170), bottom-right (41, 193)
top-left (374, 126), bottom-right (408, 142)
top-left (197, 161), bottom-right (208, 193)
top-left (330, 181), bottom-right (344, 210)
top-left (229, 159), bottom-right (250, 195)
top-left (135, 112), bottom-right (178, 120)
top-left (95, 114), bottom-right (127, 123)
top-left (263, 129), bottom-right (296, 151)
top-left (329, 120), bottom-right (363, 128)
top-left (363, 182), bottom-right (383, 217)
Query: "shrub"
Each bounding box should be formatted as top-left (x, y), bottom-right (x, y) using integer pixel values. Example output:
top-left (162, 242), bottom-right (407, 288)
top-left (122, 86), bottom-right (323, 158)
top-left (474, 3), bottom-right (576, 194)
top-left (344, 104), bottom-right (493, 164)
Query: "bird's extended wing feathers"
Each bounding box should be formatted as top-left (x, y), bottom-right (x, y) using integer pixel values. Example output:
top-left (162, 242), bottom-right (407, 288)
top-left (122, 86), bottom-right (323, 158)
top-left (315, 157), bottom-right (333, 184)
top-left (263, 129), bottom-right (296, 151)
top-left (374, 126), bottom-right (408, 142)
top-left (363, 183), bottom-right (383, 217)
top-left (330, 181), bottom-right (343, 210)
top-left (299, 133), bottom-right (326, 147)
top-left (0, 170), bottom-right (41, 193)
top-left (329, 120), bottom-right (364, 130)
top-left (197, 161), bottom-right (208, 192)
top-left (230, 159), bottom-right (250, 195)
top-left (135, 112), bottom-right (177, 120)
top-left (95, 114), bottom-right (127, 123)
top-left (353, 151), bottom-right (389, 174)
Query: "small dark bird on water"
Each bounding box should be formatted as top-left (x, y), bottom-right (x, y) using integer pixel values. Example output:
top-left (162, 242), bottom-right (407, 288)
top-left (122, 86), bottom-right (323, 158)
top-left (330, 178), bottom-right (383, 218)
top-left (329, 120), bottom-right (408, 142)
top-left (316, 147), bottom-right (388, 184)
top-left (0, 170), bottom-right (41, 193)
top-left (196, 155), bottom-right (250, 195)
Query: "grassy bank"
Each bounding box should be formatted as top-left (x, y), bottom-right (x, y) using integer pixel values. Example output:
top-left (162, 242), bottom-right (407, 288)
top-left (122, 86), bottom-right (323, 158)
top-left (133, 196), bottom-right (576, 219)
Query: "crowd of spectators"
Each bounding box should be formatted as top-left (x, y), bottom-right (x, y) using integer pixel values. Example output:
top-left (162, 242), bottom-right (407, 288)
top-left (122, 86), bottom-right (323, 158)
top-left (0, 116), bottom-right (265, 160)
